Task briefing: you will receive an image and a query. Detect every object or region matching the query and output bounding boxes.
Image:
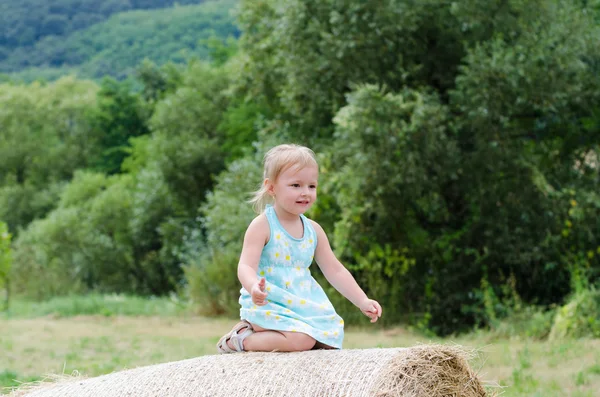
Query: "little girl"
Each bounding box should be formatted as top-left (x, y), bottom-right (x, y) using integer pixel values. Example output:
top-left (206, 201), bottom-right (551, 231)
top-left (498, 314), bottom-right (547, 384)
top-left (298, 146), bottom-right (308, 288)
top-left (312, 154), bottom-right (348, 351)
top-left (217, 144), bottom-right (382, 353)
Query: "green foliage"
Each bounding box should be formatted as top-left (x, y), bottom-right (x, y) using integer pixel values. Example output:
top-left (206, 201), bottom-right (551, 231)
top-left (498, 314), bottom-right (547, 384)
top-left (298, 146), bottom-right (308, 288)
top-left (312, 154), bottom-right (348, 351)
top-left (12, 171), bottom-right (128, 298)
top-left (11, 60), bottom-right (237, 299)
top-left (183, 241), bottom-right (242, 316)
top-left (148, 60), bottom-right (232, 213)
top-left (218, 101), bottom-right (269, 162)
top-left (88, 78), bottom-right (150, 174)
top-left (12, 168), bottom-right (183, 298)
top-left (489, 306), bottom-right (557, 340)
top-left (203, 35), bottom-right (239, 67)
top-left (0, 0), bottom-right (207, 50)
top-left (1, 1), bottom-right (239, 80)
top-left (237, 0), bottom-right (464, 140)
top-left (12, 209), bottom-right (87, 300)
top-left (324, 85), bottom-right (457, 326)
top-left (0, 370), bottom-right (40, 393)
top-left (182, 156), bottom-right (261, 316)
top-left (135, 60), bottom-right (182, 105)
top-left (199, 153), bottom-right (263, 249)
top-left (553, 188), bottom-right (600, 294)
top-left (549, 288), bottom-right (600, 340)
top-left (439, 0), bottom-right (599, 333)
top-left (235, 0), bottom-right (600, 335)
top-left (452, 1), bottom-right (599, 132)
top-left (183, 136), bottom-right (279, 316)
top-left (0, 77), bottom-right (100, 232)
top-left (3, 0), bottom-right (600, 337)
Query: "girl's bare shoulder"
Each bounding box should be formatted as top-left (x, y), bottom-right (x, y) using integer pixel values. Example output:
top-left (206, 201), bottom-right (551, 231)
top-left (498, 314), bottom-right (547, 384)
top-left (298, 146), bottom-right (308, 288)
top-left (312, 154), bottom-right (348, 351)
top-left (245, 212), bottom-right (270, 241)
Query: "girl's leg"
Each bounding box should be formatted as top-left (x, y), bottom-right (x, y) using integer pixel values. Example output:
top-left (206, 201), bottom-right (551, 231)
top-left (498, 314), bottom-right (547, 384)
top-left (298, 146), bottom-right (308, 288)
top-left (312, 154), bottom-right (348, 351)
top-left (242, 323), bottom-right (316, 352)
top-left (313, 341), bottom-right (335, 350)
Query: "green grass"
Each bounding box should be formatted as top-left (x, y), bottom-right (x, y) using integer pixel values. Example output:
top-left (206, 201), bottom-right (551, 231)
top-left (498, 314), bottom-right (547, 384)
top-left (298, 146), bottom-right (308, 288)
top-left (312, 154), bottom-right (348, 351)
top-left (0, 371), bottom-right (40, 392)
top-left (3, 293), bottom-right (188, 319)
top-left (1, 295), bottom-right (599, 396)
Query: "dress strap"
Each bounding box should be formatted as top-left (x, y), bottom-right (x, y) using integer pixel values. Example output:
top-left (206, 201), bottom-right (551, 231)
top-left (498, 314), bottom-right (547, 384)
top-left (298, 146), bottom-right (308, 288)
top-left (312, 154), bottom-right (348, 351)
top-left (264, 205), bottom-right (278, 243)
top-left (300, 214), bottom-right (317, 244)
top-left (264, 205), bottom-right (277, 226)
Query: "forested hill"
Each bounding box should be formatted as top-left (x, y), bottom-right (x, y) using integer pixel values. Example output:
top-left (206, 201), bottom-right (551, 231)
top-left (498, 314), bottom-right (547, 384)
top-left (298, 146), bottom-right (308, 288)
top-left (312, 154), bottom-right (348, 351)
top-left (0, 0), bottom-right (238, 80)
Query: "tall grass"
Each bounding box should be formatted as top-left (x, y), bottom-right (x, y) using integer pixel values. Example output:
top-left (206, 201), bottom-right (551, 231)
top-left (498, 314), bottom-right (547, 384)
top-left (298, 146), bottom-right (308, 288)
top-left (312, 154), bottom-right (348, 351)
top-left (3, 293), bottom-right (188, 319)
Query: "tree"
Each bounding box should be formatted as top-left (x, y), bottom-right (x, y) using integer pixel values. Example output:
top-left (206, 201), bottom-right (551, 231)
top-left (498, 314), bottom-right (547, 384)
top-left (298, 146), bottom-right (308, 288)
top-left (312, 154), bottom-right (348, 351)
top-left (235, 0), bottom-right (600, 333)
top-left (0, 77), bottom-right (100, 233)
top-left (236, 0), bottom-right (464, 141)
top-left (323, 85), bottom-right (459, 326)
top-left (88, 77), bottom-right (150, 175)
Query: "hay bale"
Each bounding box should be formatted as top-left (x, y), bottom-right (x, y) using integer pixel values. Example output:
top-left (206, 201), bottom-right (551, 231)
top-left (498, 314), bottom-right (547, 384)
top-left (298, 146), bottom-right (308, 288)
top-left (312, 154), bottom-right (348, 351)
top-left (11, 345), bottom-right (487, 397)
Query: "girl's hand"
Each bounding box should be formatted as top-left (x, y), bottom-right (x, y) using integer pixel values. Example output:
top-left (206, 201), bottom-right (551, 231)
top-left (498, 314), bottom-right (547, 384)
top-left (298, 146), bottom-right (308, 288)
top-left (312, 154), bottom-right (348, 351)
top-left (251, 278), bottom-right (268, 306)
top-left (359, 298), bottom-right (382, 323)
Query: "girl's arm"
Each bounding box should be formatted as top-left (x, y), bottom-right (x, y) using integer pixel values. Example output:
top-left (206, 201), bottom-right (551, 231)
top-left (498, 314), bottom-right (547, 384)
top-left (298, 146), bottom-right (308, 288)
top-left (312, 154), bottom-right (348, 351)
top-left (310, 220), bottom-right (382, 322)
top-left (237, 215), bottom-right (270, 305)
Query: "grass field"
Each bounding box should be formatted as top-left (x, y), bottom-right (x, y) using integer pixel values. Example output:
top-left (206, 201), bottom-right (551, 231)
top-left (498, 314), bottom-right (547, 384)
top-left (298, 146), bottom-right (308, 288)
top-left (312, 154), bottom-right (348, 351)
top-left (1, 295), bottom-right (599, 396)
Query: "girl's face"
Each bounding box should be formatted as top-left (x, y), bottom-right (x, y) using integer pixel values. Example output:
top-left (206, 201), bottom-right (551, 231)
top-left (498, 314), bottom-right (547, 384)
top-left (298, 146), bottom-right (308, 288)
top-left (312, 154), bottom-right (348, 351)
top-left (268, 164), bottom-right (318, 216)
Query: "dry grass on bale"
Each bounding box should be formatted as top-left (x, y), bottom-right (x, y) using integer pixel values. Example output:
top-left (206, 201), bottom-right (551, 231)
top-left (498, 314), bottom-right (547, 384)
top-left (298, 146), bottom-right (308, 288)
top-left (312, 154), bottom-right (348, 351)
top-left (372, 344), bottom-right (488, 397)
top-left (10, 344), bottom-right (491, 397)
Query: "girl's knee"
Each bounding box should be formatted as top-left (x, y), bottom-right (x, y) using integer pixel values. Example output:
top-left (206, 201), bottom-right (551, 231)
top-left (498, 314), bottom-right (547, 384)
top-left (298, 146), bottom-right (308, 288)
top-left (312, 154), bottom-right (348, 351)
top-left (286, 332), bottom-right (316, 351)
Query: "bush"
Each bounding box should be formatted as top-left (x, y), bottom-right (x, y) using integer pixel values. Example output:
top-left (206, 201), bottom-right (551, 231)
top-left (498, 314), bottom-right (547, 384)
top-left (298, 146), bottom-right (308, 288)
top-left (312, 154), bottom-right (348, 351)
top-left (490, 306), bottom-right (556, 340)
top-left (183, 135), bottom-right (280, 316)
top-left (0, 77), bottom-right (100, 233)
top-left (183, 242), bottom-right (241, 316)
top-left (11, 171), bottom-right (137, 298)
top-left (549, 288), bottom-right (600, 339)
top-left (324, 84), bottom-right (458, 327)
top-left (182, 154), bottom-right (261, 316)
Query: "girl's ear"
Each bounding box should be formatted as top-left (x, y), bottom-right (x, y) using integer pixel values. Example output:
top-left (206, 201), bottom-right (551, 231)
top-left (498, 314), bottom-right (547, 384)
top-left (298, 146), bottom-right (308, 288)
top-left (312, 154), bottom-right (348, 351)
top-left (264, 178), bottom-right (275, 196)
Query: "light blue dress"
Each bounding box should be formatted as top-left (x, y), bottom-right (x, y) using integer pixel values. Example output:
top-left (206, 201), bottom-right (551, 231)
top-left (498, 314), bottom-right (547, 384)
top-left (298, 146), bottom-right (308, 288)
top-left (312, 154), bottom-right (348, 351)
top-left (239, 205), bottom-right (345, 349)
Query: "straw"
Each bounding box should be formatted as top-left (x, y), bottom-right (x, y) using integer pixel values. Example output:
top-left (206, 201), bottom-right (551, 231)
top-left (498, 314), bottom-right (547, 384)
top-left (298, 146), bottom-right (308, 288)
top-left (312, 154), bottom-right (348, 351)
top-left (10, 345), bottom-right (488, 397)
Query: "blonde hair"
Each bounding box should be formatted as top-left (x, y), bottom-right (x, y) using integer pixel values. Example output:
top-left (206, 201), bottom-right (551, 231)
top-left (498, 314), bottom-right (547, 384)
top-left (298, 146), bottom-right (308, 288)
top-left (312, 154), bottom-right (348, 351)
top-left (250, 144), bottom-right (318, 213)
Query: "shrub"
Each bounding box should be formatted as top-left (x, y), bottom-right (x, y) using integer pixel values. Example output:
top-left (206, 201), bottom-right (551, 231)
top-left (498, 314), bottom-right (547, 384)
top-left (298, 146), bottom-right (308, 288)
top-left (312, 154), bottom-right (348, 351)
top-left (182, 151), bottom-right (261, 316)
top-left (549, 288), bottom-right (600, 339)
top-left (183, 135), bottom-right (282, 316)
top-left (490, 306), bottom-right (556, 340)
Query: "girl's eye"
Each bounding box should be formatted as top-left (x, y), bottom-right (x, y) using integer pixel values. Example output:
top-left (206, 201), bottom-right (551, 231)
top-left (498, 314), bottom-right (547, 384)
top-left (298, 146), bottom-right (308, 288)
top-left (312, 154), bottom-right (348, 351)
top-left (310, 185), bottom-right (316, 189)
top-left (291, 184), bottom-right (300, 187)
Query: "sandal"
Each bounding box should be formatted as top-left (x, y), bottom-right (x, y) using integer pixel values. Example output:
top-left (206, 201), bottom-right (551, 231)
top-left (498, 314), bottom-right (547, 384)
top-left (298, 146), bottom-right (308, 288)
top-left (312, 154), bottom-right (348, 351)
top-left (216, 320), bottom-right (254, 354)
